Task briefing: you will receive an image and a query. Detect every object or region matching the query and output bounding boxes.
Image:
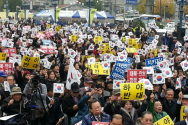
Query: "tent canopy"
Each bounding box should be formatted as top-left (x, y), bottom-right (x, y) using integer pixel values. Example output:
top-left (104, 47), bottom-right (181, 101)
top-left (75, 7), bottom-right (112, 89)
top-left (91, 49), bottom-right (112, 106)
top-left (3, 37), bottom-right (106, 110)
top-left (72, 11), bottom-right (86, 18)
top-left (34, 10), bottom-right (52, 17)
top-left (94, 12), bottom-right (105, 19)
top-left (105, 12), bottom-right (114, 19)
top-left (59, 11), bottom-right (74, 18)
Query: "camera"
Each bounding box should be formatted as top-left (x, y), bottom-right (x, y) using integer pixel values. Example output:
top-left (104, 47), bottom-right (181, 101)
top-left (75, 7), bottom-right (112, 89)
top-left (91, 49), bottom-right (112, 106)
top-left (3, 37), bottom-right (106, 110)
top-left (32, 75), bottom-right (40, 88)
top-left (96, 84), bottom-right (102, 89)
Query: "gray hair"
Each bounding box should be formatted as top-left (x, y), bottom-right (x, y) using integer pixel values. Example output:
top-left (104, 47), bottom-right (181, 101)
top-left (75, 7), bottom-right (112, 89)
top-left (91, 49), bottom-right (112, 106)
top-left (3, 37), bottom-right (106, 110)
top-left (184, 106), bottom-right (188, 116)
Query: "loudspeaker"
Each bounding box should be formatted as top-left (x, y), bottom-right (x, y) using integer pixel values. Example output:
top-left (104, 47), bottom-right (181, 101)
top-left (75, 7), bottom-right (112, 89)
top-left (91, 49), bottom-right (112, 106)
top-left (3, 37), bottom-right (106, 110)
top-left (177, 28), bottom-right (185, 41)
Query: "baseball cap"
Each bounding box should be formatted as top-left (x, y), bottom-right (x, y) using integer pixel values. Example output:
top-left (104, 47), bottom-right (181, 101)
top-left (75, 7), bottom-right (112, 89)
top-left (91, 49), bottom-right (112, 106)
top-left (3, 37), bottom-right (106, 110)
top-left (112, 89), bottom-right (120, 95)
top-left (84, 77), bottom-right (93, 84)
top-left (182, 95), bottom-right (188, 99)
top-left (0, 71), bottom-right (7, 77)
top-left (71, 82), bottom-right (80, 93)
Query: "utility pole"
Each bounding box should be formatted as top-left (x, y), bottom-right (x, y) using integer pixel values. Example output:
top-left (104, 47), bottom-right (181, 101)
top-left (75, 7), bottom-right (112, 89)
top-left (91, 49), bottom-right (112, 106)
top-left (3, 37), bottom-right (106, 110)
top-left (160, 0), bottom-right (161, 16)
top-left (6, 0), bottom-right (9, 18)
top-left (164, 0), bottom-right (166, 20)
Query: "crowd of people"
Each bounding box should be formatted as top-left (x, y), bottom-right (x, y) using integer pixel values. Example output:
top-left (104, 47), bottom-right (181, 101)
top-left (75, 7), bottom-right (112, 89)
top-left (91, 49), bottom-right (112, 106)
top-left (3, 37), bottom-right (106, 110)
top-left (0, 17), bottom-right (187, 125)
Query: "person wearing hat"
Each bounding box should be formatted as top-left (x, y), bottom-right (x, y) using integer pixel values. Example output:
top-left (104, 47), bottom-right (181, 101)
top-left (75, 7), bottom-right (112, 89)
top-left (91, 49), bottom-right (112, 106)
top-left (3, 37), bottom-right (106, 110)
top-left (46, 84), bottom-right (64, 125)
top-left (62, 82), bottom-right (81, 123)
top-left (80, 77), bottom-right (94, 96)
top-left (1, 87), bottom-right (27, 115)
top-left (0, 71), bottom-right (7, 91)
top-left (104, 89), bottom-right (122, 117)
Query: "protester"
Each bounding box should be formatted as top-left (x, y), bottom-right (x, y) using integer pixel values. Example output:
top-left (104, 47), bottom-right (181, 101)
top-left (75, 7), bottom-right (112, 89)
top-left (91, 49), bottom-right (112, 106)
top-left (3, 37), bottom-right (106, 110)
top-left (109, 114), bottom-right (123, 125)
top-left (175, 106), bottom-right (188, 125)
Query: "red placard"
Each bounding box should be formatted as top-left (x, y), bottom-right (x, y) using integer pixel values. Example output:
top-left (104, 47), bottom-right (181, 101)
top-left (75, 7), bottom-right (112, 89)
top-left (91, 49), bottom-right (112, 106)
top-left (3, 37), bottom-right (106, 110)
top-left (0, 63), bottom-right (13, 75)
top-left (40, 45), bottom-right (54, 54)
top-left (92, 122), bottom-right (109, 125)
top-left (127, 69), bottom-right (147, 83)
top-left (2, 48), bottom-right (16, 57)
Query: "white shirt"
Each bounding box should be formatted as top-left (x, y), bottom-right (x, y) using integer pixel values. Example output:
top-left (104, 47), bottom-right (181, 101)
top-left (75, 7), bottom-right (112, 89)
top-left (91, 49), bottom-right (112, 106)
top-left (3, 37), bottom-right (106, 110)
top-left (185, 118), bottom-right (188, 125)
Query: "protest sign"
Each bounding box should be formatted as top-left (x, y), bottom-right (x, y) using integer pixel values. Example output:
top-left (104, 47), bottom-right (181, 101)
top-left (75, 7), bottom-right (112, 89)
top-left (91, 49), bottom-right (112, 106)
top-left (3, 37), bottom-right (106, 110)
top-left (92, 122), bottom-right (109, 125)
top-left (154, 115), bottom-right (173, 125)
top-left (181, 106), bottom-right (186, 121)
top-left (99, 43), bottom-right (110, 53)
top-left (153, 73), bottom-right (165, 84)
top-left (82, 55), bottom-right (95, 63)
top-left (0, 63), bottom-right (13, 75)
top-left (113, 80), bottom-right (125, 89)
top-left (42, 40), bottom-right (51, 46)
top-left (40, 45), bottom-right (55, 54)
top-left (0, 53), bottom-right (7, 61)
top-left (4, 81), bottom-right (10, 92)
top-left (145, 57), bottom-right (163, 70)
top-left (120, 83), bottom-right (145, 100)
top-left (53, 83), bottom-right (64, 93)
top-left (71, 35), bottom-right (78, 42)
top-left (127, 70), bottom-right (147, 83)
top-left (91, 62), bottom-right (110, 75)
top-left (21, 55), bottom-right (40, 69)
top-left (2, 48), bottom-right (16, 57)
top-left (126, 48), bottom-right (137, 53)
top-left (94, 36), bottom-right (103, 44)
top-left (110, 58), bottom-right (133, 80)
top-left (55, 25), bottom-right (61, 32)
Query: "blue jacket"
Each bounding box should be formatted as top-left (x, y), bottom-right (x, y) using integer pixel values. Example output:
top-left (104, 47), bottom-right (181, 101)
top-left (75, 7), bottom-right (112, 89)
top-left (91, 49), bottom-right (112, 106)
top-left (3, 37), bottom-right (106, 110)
top-left (168, 37), bottom-right (175, 52)
top-left (71, 94), bottom-right (90, 125)
top-left (162, 33), bottom-right (170, 45)
top-left (81, 113), bottom-right (111, 125)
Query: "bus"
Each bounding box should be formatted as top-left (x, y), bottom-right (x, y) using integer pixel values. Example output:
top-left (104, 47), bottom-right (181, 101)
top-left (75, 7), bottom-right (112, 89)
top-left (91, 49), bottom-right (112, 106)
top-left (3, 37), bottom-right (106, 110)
top-left (139, 14), bottom-right (162, 31)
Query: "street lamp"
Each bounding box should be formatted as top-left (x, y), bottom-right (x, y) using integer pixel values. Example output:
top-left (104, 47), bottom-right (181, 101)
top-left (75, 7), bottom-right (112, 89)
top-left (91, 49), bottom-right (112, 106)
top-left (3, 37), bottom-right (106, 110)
top-left (175, 0), bottom-right (188, 28)
top-left (85, 0), bottom-right (93, 27)
top-left (52, 0), bottom-right (58, 23)
top-left (22, 1), bottom-right (28, 20)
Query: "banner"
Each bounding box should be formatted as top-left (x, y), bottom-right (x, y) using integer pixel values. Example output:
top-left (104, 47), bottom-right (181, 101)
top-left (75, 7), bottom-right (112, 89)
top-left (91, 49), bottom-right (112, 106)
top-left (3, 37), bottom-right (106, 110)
top-left (40, 45), bottom-right (55, 54)
top-left (0, 53), bottom-right (7, 61)
top-left (56, 8), bottom-right (61, 19)
top-left (145, 57), bottom-right (163, 70)
top-left (42, 40), bottom-right (51, 46)
top-left (110, 58), bottom-right (133, 80)
top-left (127, 69), bottom-right (147, 83)
top-left (126, 0), bottom-right (138, 5)
top-left (21, 55), bottom-right (40, 69)
top-left (0, 63), bottom-right (13, 75)
top-left (154, 115), bottom-right (173, 125)
top-left (91, 62), bottom-right (110, 75)
top-left (90, 9), bottom-right (97, 25)
top-left (181, 106), bottom-right (186, 121)
top-left (120, 83), bottom-right (145, 100)
top-left (92, 122), bottom-right (109, 125)
top-left (2, 48), bottom-right (16, 57)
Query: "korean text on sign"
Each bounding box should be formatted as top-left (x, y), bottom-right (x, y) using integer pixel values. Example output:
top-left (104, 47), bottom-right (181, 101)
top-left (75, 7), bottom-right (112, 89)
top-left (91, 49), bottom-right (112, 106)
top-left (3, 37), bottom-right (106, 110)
top-left (0, 63), bottom-right (13, 75)
top-left (120, 83), bottom-right (145, 100)
top-left (91, 62), bottom-right (110, 75)
top-left (154, 115), bottom-right (174, 125)
top-left (181, 106), bottom-right (186, 121)
top-left (92, 121), bottom-right (109, 125)
top-left (0, 53), bottom-right (7, 61)
top-left (40, 45), bottom-right (55, 54)
top-left (145, 57), bottom-right (163, 70)
top-left (71, 35), bottom-right (78, 42)
top-left (21, 55), bottom-right (40, 69)
top-left (2, 48), bottom-right (16, 57)
top-left (127, 70), bottom-right (147, 83)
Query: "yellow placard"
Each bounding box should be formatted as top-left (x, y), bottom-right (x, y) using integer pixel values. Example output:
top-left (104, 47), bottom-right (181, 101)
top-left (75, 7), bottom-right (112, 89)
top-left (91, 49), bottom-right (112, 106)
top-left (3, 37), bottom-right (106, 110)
top-left (71, 35), bottom-right (78, 42)
top-left (82, 55), bottom-right (95, 63)
top-left (55, 25), bottom-right (62, 32)
top-left (0, 53), bottom-right (7, 61)
top-left (47, 24), bottom-right (51, 28)
top-left (94, 36), bottom-right (103, 44)
top-left (154, 49), bottom-right (158, 57)
top-left (122, 37), bottom-right (126, 42)
top-left (120, 83), bottom-right (145, 100)
top-left (91, 62), bottom-right (110, 75)
top-left (21, 55), bottom-right (40, 69)
top-left (126, 48), bottom-right (137, 53)
top-left (85, 64), bottom-right (92, 70)
top-left (99, 43), bottom-right (110, 52)
top-left (132, 39), bottom-right (137, 48)
top-left (135, 43), bottom-right (142, 50)
top-left (181, 106), bottom-right (186, 121)
top-left (154, 115), bottom-right (174, 125)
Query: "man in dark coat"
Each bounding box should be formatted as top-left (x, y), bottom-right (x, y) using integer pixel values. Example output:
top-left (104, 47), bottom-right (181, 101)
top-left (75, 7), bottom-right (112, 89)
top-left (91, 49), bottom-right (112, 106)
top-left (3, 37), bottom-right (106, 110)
top-left (82, 100), bottom-right (111, 125)
top-left (160, 88), bottom-right (178, 121)
top-left (62, 82), bottom-right (81, 124)
top-left (46, 84), bottom-right (64, 125)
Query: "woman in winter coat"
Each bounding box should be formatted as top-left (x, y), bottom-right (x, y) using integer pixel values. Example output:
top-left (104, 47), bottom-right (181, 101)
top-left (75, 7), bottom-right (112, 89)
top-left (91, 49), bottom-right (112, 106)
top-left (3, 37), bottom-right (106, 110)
top-left (115, 95), bottom-right (148, 125)
top-left (45, 70), bottom-right (59, 85)
top-left (147, 93), bottom-right (168, 123)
